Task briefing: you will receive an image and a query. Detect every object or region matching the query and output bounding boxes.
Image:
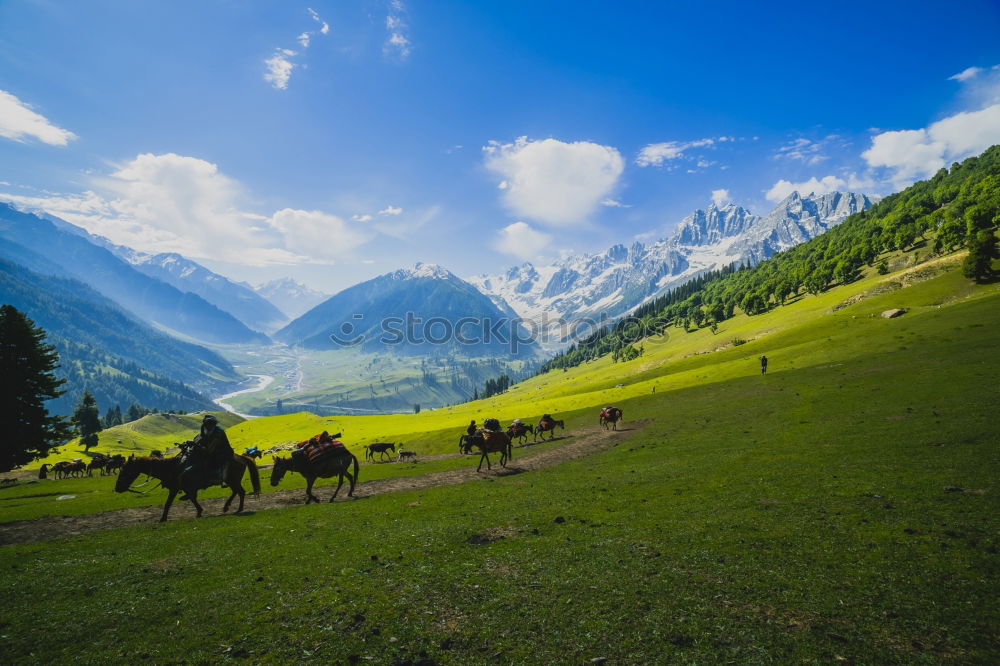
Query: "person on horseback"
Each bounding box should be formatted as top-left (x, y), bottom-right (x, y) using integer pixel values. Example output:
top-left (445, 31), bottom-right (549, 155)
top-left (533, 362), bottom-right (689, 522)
top-left (467, 420), bottom-right (478, 436)
top-left (194, 414), bottom-right (233, 485)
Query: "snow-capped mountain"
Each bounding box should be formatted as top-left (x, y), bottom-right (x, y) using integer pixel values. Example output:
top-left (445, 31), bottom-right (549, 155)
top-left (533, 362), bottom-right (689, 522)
top-left (119, 251), bottom-right (288, 333)
top-left (254, 278), bottom-right (329, 320)
top-left (470, 191), bottom-right (876, 341)
top-left (276, 263), bottom-right (532, 357)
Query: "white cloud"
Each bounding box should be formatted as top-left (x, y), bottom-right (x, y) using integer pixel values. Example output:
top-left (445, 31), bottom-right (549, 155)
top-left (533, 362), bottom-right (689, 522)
top-left (600, 198), bottom-right (631, 208)
top-left (378, 205), bottom-right (402, 216)
top-left (264, 9), bottom-right (331, 89)
top-left (352, 213), bottom-right (373, 222)
top-left (386, 32), bottom-right (411, 58)
top-left (766, 175), bottom-right (845, 202)
top-left (384, 1), bottom-right (411, 59)
top-left (949, 66), bottom-right (984, 82)
top-left (374, 204), bottom-right (440, 240)
top-left (0, 90), bottom-right (77, 146)
top-left (765, 173), bottom-right (874, 202)
top-left (861, 103), bottom-right (1000, 186)
top-left (483, 136), bottom-right (624, 226)
top-left (1, 153), bottom-right (374, 266)
top-left (264, 50), bottom-right (295, 89)
top-left (711, 189), bottom-right (730, 207)
top-left (307, 7), bottom-right (329, 34)
top-left (774, 136), bottom-right (835, 165)
top-left (635, 138), bottom-right (714, 167)
top-left (495, 221), bottom-right (552, 260)
top-left (270, 208), bottom-right (371, 262)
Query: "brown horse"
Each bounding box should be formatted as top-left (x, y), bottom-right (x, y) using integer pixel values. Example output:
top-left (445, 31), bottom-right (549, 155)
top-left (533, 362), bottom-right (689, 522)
top-left (506, 422), bottom-right (534, 445)
top-left (364, 442), bottom-right (396, 462)
top-left (52, 460), bottom-right (87, 479)
top-left (269, 446), bottom-right (359, 504)
top-left (471, 430), bottom-right (512, 472)
top-left (459, 433), bottom-right (479, 455)
top-left (115, 453), bottom-right (261, 523)
top-left (600, 407), bottom-right (623, 431)
top-left (105, 454), bottom-right (125, 475)
top-left (87, 454), bottom-right (110, 477)
top-left (534, 419), bottom-right (565, 442)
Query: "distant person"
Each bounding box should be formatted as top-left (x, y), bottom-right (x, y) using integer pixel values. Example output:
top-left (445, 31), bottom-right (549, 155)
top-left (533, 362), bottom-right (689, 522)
top-left (467, 420), bottom-right (478, 437)
top-left (760, 355), bottom-right (768, 375)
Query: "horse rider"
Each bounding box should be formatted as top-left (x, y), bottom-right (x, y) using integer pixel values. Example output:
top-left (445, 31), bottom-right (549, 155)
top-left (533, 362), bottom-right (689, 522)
top-left (467, 420), bottom-right (478, 437)
top-left (194, 414), bottom-right (233, 484)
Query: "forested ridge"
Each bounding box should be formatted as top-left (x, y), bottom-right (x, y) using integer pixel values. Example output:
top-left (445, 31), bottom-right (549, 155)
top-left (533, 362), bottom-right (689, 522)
top-left (541, 146), bottom-right (1000, 372)
top-left (0, 257), bottom-right (238, 415)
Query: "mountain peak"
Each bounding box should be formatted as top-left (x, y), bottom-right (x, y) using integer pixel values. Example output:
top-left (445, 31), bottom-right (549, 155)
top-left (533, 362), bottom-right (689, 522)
top-left (394, 262), bottom-right (453, 280)
top-left (473, 190), bottom-right (876, 336)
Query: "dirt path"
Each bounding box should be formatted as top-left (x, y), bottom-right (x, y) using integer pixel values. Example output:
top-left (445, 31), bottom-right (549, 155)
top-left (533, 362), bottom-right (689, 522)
top-left (0, 423), bottom-right (646, 546)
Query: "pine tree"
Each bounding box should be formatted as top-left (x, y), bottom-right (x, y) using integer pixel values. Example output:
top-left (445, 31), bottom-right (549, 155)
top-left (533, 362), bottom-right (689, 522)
top-left (126, 403), bottom-right (144, 422)
top-left (962, 230), bottom-right (998, 282)
top-left (73, 390), bottom-right (102, 452)
top-left (0, 305), bottom-right (71, 471)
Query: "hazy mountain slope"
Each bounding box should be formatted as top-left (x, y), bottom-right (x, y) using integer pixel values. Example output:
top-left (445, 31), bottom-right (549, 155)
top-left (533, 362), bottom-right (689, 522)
top-left (254, 278), bottom-right (328, 319)
top-left (0, 255), bottom-right (239, 415)
top-left (0, 204), bottom-right (268, 344)
top-left (121, 252), bottom-right (287, 333)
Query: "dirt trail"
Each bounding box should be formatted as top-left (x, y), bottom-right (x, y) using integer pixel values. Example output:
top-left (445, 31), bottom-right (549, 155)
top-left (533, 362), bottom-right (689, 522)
top-left (0, 423), bottom-right (646, 546)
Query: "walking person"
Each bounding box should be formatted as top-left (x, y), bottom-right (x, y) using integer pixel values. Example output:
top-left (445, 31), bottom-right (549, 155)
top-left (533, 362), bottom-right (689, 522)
top-left (760, 354), bottom-right (768, 375)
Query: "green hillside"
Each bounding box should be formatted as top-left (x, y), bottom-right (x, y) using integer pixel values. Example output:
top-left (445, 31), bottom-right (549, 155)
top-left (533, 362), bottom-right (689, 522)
top-left (32, 411), bottom-right (244, 464)
top-left (1, 244), bottom-right (997, 663)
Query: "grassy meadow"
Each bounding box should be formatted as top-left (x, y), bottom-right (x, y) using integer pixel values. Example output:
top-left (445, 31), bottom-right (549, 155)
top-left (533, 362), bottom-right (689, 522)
top-left (1, 247), bottom-right (998, 663)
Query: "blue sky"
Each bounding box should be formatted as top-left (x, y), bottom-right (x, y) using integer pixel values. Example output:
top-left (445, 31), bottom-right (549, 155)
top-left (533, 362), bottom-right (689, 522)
top-left (2, 0), bottom-right (999, 293)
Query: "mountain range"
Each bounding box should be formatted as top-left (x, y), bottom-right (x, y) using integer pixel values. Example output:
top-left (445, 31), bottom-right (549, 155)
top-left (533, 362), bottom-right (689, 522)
top-left (1, 189), bottom-right (874, 415)
top-left (470, 191), bottom-right (875, 341)
top-left (276, 262), bottom-right (535, 357)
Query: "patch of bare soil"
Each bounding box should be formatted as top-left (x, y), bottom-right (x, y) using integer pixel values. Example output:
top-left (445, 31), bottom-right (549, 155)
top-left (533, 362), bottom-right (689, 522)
top-left (0, 422), bottom-right (647, 546)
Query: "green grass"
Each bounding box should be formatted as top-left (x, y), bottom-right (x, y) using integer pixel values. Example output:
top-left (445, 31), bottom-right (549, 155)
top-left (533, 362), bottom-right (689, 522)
top-left (2, 251), bottom-right (997, 663)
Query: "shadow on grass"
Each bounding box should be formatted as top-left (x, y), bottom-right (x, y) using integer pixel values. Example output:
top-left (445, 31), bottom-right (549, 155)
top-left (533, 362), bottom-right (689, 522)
top-left (488, 467), bottom-right (526, 477)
